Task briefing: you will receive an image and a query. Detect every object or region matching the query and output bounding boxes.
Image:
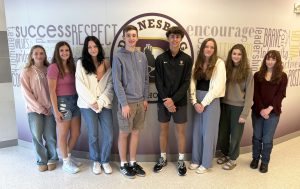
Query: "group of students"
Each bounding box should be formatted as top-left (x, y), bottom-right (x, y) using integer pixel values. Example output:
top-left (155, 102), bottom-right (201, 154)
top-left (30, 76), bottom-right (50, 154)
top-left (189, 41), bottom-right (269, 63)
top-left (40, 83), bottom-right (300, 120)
top-left (20, 25), bottom-right (287, 178)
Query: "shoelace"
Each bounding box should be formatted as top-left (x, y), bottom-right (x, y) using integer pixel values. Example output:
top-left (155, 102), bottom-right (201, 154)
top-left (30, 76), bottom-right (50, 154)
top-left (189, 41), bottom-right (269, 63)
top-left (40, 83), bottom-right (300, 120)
top-left (134, 163), bottom-right (143, 170)
top-left (158, 157), bottom-right (165, 165)
top-left (178, 161), bottom-right (185, 168)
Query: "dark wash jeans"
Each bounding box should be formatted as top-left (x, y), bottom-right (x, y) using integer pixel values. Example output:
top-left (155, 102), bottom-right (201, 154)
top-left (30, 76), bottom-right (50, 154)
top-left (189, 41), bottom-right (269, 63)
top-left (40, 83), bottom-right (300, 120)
top-left (251, 110), bottom-right (280, 164)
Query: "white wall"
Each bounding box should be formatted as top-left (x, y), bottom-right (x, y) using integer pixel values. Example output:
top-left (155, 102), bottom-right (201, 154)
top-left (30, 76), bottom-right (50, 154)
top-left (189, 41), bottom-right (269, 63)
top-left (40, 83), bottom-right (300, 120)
top-left (0, 0), bottom-right (17, 144)
top-left (0, 0), bottom-right (5, 31)
top-left (0, 83), bottom-right (17, 142)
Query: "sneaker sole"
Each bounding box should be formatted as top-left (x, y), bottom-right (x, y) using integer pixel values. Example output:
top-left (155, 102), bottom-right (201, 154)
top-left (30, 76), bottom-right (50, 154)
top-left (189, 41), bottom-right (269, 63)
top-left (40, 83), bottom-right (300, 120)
top-left (121, 174), bottom-right (136, 179)
top-left (178, 172), bottom-right (187, 176)
top-left (153, 165), bottom-right (166, 173)
top-left (188, 166), bottom-right (199, 170)
top-left (63, 168), bottom-right (80, 174)
top-left (196, 170), bottom-right (207, 174)
top-left (93, 171), bottom-right (101, 175)
top-left (120, 169), bottom-right (136, 179)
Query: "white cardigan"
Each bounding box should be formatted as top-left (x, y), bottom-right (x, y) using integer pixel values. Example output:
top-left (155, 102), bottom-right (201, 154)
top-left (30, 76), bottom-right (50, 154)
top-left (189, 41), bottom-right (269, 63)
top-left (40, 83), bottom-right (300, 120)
top-left (189, 58), bottom-right (226, 107)
top-left (75, 59), bottom-right (114, 112)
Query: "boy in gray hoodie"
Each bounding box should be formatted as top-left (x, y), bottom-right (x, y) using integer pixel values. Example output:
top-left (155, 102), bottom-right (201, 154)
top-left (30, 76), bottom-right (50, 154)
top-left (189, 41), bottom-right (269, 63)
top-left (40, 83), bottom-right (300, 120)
top-left (112, 25), bottom-right (149, 179)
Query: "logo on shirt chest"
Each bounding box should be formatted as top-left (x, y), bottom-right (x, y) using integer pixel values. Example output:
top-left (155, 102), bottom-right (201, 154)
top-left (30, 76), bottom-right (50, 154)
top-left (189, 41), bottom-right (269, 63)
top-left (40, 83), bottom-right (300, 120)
top-left (179, 60), bottom-right (184, 66)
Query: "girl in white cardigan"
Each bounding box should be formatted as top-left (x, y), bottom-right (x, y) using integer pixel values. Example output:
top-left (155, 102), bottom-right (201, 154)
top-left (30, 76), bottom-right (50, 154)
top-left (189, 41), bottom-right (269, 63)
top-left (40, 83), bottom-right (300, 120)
top-left (189, 38), bottom-right (226, 174)
top-left (76, 36), bottom-right (114, 175)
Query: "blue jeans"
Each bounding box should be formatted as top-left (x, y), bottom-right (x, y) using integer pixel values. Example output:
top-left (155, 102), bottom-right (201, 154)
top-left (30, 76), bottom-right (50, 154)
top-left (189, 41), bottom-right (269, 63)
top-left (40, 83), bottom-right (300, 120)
top-left (81, 108), bottom-right (113, 163)
top-left (251, 111), bottom-right (280, 164)
top-left (28, 112), bottom-right (58, 165)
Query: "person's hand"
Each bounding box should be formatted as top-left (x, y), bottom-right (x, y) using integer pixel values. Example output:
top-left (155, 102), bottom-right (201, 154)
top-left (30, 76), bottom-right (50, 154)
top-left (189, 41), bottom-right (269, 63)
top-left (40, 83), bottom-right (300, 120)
top-left (194, 103), bottom-right (204, 113)
top-left (238, 117), bottom-right (246, 123)
top-left (167, 105), bottom-right (176, 113)
top-left (260, 109), bottom-right (269, 119)
top-left (54, 111), bottom-right (63, 122)
top-left (163, 98), bottom-right (174, 109)
top-left (143, 101), bottom-right (148, 111)
top-left (90, 102), bottom-right (99, 111)
top-left (122, 105), bottom-right (131, 119)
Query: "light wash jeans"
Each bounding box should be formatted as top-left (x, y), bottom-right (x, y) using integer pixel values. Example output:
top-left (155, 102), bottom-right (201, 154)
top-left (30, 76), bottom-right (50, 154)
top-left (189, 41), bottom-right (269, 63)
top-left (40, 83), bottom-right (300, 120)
top-left (28, 112), bottom-right (58, 165)
top-left (81, 108), bottom-right (113, 163)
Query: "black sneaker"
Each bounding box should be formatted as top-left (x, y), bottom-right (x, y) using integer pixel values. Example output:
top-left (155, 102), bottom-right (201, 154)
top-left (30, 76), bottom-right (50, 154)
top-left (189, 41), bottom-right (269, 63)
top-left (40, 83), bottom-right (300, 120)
top-left (177, 160), bottom-right (187, 176)
top-left (131, 162), bottom-right (146, 177)
top-left (153, 157), bottom-right (167, 173)
top-left (120, 163), bottom-right (136, 179)
top-left (259, 163), bottom-right (268, 173)
top-left (250, 159), bottom-right (259, 169)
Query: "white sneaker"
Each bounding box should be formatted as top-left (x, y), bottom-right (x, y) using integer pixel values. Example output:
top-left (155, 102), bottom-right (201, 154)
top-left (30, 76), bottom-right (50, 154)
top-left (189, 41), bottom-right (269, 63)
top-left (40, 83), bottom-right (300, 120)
top-left (189, 163), bottom-right (199, 170)
top-left (70, 157), bottom-right (82, 167)
top-left (63, 160), bottom-right (80, 174)
top-left (102, 163), bottom-right (112, 174)
top-left (93, 162), bottom-right (101, 175)
top-left (196, 165), bottom-right (208, 174)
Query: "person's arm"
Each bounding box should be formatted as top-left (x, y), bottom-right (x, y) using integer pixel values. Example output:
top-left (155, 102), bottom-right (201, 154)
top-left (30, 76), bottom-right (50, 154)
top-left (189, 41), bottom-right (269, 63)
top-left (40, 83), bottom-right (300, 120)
top-left (20, 70), bottom-right (46, 114)
top-left (97, 68), bottom-right (114, 110)
top-left (270, 73), bottom-right (288, 114)
top-left (112, 55), bottom-right (128, 107)
top-left (171, 56), bottom-right (192, 104)
top-left (240, 70), bottom-right (254, 120)
top-left (47, 65), bottom-right (63, 122)
top-left (143, 54), bottom-right (149, 111)
top-left (189, 64), bottom-right (198, 105)
top-left (201, 59), bottom-right (226, 107)
top-left (253, 73), bottom-right (265, 113)
top-left (155, 56), bottom-right (167, 100)
top-left (112, 54), bottom-right (130, 118)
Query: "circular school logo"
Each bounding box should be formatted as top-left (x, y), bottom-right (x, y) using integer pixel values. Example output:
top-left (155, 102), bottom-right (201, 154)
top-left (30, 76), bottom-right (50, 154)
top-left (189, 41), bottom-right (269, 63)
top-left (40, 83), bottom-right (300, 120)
top-left (111, 13), bottom-right (194, 103)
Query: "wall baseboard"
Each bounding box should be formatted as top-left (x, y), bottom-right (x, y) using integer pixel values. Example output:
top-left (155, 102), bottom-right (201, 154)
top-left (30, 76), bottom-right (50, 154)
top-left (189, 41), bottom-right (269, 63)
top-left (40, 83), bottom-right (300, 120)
top-left (0, 139), bottom-right (18, 148)
top-left (17, 130), bottom-right (300, 162)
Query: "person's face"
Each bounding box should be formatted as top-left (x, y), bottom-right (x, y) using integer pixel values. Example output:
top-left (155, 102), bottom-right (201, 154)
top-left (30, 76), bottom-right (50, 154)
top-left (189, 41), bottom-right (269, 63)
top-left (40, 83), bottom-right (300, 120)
top-left (266, 57), bottom-right (276, 70)
top-left (168, 34), bottom-right (182, 49)
top-left (59, 45), bottom-right (70, 62)
top-left (88, 40), bottom-right (99, 58)
top-left (231, 49), bottom-right (242, 66)
top-left (123, 30), bottom-right (138, 48)
top-left (203, 41), bottom-right (215, 58)
top-left (32, 48), bottom-right (46, 65)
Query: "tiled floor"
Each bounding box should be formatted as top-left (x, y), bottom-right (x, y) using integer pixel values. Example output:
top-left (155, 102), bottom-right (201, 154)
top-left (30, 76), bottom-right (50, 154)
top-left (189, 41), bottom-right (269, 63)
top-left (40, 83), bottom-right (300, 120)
top-left (1, 136), bottom-right (300, 189)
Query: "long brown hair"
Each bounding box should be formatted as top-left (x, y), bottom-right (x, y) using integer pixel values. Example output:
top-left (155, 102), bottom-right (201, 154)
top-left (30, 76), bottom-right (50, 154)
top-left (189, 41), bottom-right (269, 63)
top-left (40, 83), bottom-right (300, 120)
top-left (193, 38), bottom-right (218, 80)
top-left (257, 50), bottom-right (283, 84)
top-left (51, 41), bottom-right (75, 77)
top-left (25, 45), bottom-right (49, 68)
top-left (226, 44), bottom-right (250, 83)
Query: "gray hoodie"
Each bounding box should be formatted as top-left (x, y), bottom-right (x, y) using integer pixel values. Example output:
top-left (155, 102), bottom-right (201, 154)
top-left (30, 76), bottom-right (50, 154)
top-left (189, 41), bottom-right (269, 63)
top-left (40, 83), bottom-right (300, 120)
top-left (112, 48), bottom-right (149, 106)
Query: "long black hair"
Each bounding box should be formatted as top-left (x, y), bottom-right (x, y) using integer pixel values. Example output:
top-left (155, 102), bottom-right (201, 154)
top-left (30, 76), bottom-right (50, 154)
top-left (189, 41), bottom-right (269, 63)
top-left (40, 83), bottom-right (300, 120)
top-left (82, 36), bottom-right (105, 74)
